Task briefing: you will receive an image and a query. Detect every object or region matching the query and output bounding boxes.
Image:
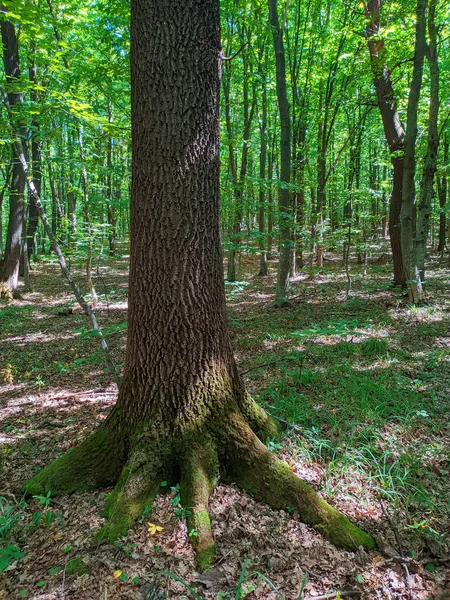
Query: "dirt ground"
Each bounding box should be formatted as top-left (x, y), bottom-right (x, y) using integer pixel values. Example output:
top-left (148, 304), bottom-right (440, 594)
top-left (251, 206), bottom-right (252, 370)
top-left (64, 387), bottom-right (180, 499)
top-left (1, 252), bottom-right (449, 599)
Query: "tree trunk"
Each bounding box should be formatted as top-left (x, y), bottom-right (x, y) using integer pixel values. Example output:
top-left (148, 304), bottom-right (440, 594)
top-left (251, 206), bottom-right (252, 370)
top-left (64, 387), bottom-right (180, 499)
top-left (0, 12), bottom-right (27, 298)
top-left (365, 0), bottom-right (405, 286)
top-left (269, 0), bottom-right (292, 304)
top-left (26, 43), bottom-right (41, 263)
top-left (437, 134), bottom-right (448, 253)
top-left (106, 104), bottom-right (117, 256)
top-left (258, 49), bottom-right (268, 277)
top-left (416, 0), bottom-right (439, 282)
top-left (25, 0), bottom-right (375, 569)
top-left (77, 126), bottom-right (97, 302)
top-left (401, 0), bottom-right (427, 304)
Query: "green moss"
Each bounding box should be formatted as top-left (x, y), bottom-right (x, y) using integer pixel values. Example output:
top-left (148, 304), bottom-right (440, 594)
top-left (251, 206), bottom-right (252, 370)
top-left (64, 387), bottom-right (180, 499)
top-left (227, 414), bottom-right (376, 551)
top-left (98, 439), bottom-right (166, 543)
top-left (23, 426), bottom-right (123, 496)
top-left (197, 542), bottom-right (215, 572)
top-left (66, 557), bottom-right (88, 576)
top-left (240, 395), bottom-right (280, 441)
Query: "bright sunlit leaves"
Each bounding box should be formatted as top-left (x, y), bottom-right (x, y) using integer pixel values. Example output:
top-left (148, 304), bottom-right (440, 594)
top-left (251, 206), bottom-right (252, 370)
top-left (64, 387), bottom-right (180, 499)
top-left (147, 522), bottom-right (164, 536)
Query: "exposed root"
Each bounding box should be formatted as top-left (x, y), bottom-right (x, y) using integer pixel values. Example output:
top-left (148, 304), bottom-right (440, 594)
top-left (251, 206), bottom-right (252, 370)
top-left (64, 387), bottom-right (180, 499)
top-left (97, 431), bottom-right (168, 542)
top-left (180, 439), bottom-right (218, 571)
top-left (23, 405), bottom-right (376, 565)
top-left (223, 412), bottom-right (376, 551)
top-left (23, 426), bottom-right (125, 496)
top-left (239, 393), bottom-right (280, 441)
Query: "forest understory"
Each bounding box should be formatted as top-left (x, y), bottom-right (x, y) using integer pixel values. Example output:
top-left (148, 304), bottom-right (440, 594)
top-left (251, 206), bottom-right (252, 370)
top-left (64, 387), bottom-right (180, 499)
top-left (0, 250), bottom-right (449, 600)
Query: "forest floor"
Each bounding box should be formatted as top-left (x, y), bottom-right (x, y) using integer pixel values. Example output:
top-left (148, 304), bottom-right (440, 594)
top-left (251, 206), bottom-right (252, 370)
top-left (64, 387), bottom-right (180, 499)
top-left (0, 249), bottom-right (449, 600)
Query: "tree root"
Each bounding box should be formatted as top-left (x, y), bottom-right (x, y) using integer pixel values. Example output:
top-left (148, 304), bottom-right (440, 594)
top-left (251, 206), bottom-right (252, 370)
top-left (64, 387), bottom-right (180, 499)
top-left (23, 425), bottom-right (125, 496)
top-left (98, 436), bottom-right (166, 542)
top-left (222, 412), bottom-right (376, 551)
top-left (23, 407), bottom-right (376, 570)
top-left (180, 439), bottom-right (218, 570)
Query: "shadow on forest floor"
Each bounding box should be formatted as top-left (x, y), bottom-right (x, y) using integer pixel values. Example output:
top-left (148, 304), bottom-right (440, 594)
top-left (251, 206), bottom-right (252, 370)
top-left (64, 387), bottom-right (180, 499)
top-left (0, 254), bottom-right (449, 599)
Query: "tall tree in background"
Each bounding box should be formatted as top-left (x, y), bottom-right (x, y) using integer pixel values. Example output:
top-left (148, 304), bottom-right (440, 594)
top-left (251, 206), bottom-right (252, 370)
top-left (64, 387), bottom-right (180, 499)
top-left (365, 0), bottom-right (406, 286)
top-left (401, 0), bottom-right (427, 304)
top-left (25, 0), bottom-right (375, 570)
top-left (269, 0), bottom-right (292, 304)
top-left (0, 5), bottom-right (26, 297)
top-left (416, 0), bottom-right (440, 284)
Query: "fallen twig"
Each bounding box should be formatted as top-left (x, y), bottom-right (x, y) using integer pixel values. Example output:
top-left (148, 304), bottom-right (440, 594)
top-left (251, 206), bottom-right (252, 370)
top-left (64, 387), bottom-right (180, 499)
top-left (240, 355), bottom-right (303, 375)
top-left (306, 590), bottom-right (361, 600)
top-left (380, 500), bottom-right (414, 599)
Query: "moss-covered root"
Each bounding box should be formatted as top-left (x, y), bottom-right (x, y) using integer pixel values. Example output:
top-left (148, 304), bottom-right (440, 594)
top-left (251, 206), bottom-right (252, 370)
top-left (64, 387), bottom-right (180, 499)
top-left (225, 413), bottom-right (376, 552)
top-left (239, 393), bottom-right (280, 441)
top-left (97, 440), bottom-right (166, 543)
top-left (180, 441), bottom-right (218, 571)
top-left (23, 425), bottom-right (125, 497)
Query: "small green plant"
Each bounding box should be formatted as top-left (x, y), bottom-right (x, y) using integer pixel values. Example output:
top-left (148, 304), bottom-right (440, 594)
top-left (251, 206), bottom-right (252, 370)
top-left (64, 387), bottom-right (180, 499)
top-left (0, 496), bottom-right (27, 541)
top-left (0, 544), bottom-right (24, 573)
top-left (33, 491), bottom-right (52, 509)
top-left (66, 557), bottom-right (89, 576)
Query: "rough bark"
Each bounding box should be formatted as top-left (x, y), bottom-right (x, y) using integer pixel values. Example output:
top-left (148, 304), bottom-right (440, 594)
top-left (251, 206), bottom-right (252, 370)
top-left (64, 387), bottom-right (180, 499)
top-left (365, 0), bottom-right (405, 286)
top-left (24, 0), bottom-right (375, 569)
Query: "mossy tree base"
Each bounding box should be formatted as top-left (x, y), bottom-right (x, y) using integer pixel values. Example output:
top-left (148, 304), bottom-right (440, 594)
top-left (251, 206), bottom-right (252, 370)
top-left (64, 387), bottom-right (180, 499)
top-left (24, 400), bottom-right (375, 571)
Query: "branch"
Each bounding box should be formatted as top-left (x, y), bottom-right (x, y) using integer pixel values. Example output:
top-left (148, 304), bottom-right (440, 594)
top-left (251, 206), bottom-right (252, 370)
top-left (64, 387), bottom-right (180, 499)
top-left (220, 41), bottom-right (249, 62)
top-left (306, 592), bottom-right (360, 600)
top-left (1, 88), bottom-right (122, 388)
top-left (390, 57), bottom-right (414, 72)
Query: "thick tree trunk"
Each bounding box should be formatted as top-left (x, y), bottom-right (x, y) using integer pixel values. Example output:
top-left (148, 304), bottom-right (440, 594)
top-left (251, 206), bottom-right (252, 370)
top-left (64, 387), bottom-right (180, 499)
top-left (365, 0), bottom-right (405, 286)
top-left (25, 0), bottom-right (375, 569)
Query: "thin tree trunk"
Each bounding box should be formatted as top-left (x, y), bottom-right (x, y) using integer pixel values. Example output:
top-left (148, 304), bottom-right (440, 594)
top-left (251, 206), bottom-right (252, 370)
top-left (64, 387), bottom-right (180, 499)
top-left (27, 42), bottom-right (41, 262)
top-left (437, 134), bottom-right (448, 253)
top-left (77, 126), bottom-right (97, 302)
top-left (365, 0), bottom-right (406, 286)
top-left (258, 72), bottom-right (268, 276)
top-left (269, 0), bottom-right (292, 304)
top-left (401, 0), bottom-right (427, 304)
top-left (416, 0), bottom-right (439, 283)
